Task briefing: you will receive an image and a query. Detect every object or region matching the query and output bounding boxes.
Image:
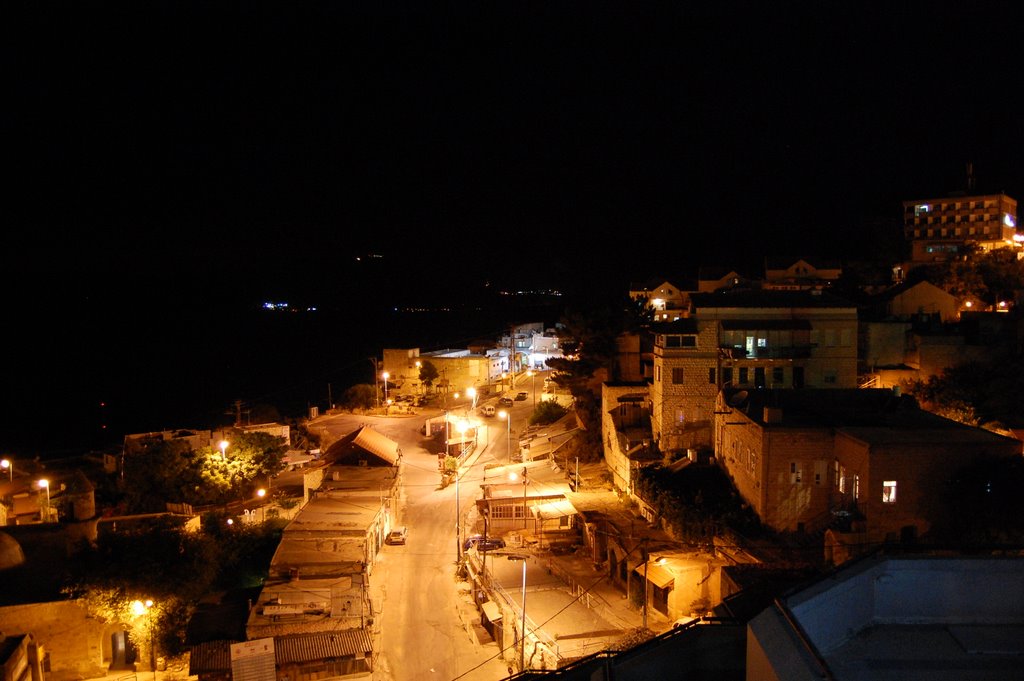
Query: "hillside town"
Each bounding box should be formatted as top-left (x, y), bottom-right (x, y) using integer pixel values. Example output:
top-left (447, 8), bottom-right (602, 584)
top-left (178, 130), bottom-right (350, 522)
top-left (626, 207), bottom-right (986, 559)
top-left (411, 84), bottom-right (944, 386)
top-left (3, 190), bottom-right (1024, 681)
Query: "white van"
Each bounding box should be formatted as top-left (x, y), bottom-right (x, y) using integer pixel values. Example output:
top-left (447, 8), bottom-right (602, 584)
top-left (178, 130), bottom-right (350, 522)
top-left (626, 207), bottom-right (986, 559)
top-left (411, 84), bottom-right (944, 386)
top-left (481, 405), bottom-right (496, 417)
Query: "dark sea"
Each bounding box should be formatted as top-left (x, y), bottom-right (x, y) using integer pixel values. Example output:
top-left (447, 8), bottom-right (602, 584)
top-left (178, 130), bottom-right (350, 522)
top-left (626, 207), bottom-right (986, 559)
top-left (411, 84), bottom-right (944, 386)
top-left (3, 280), bottom-right (572, 461)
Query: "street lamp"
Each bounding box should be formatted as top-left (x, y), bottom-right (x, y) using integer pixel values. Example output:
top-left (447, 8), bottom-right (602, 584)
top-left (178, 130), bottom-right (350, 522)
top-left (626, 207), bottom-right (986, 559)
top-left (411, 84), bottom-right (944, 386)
top-left (454, 421), bottom-right (470, 561)
top-left (507, 554), bottom-right (529, 672)
top-left (218, 440), bottom-right (229, 460)
top-left (499, 410), bottom-right (511, 462)
top-left (38, 479), bottom-right (50, 521)
top-left (467, 386), bottom-right (477, 412)
top-left (131, 599), bottom-right (157, 681)
top-left (369, 357), bottom-right (380, 408)
top-left (257, 488), bottom-right (266, 522)
top-left (382, 371), bottom-right (390, 404)
top-left (1, 459), bottom-right (11, 482)
top-left (509, 467), bottom-right (528, 530)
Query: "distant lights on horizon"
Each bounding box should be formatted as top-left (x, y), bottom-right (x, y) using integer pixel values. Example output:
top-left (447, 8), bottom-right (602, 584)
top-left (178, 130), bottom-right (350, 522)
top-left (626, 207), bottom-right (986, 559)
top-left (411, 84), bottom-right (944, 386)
top-left (262, 301), bottom-right (317, 312)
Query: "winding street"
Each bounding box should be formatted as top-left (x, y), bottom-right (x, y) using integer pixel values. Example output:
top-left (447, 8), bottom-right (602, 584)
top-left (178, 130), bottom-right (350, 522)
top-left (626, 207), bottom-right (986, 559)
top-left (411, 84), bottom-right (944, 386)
top-left (307, 402), bottom-right (522, 681)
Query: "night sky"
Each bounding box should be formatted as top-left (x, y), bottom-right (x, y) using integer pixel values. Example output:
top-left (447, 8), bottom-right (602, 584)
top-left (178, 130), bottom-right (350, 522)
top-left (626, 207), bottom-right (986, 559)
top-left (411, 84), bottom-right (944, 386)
top-left (5, 1), bottom-right (1024, 455)
top-left (6, 2), bottom-right (1024, 303)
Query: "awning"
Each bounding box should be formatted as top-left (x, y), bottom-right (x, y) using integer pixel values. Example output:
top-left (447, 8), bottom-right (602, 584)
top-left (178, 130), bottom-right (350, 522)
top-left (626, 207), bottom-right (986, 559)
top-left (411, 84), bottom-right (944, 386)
top-left (353, 427), bottom-right (401, 465)
top-left (634, 561), bottom-right (676, 589)
top-left (481, 600), bottom-right (502, 622)
top-left (532, 498), bottom-right (578, 521)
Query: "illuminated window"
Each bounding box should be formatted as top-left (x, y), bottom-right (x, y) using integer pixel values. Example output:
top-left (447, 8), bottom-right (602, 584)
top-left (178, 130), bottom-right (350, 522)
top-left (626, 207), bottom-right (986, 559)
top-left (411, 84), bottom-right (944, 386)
top-left (854, 475), bottom-right (860, 500)
top-left (914, 204), bottom-right (931, 216)
top-left (882, 480), bottom-right (897, 504)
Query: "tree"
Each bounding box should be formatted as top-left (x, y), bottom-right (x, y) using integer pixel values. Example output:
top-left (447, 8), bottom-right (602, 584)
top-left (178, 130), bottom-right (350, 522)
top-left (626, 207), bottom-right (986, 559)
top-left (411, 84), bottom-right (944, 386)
top-left (339, 384), bottom-right (376, 411)
top-left (122, 439), bottom-right (202, 513)
top-left (906, 246), bottom-right (1024, 307)
top-left (904, 351), bottom-right (1024, 429)
top-left (66, 516), bottom-right (283, 656)
top-left (419, 359), bottom-right (440, 390)
top-left (528, 400), bottom-right (568, 426)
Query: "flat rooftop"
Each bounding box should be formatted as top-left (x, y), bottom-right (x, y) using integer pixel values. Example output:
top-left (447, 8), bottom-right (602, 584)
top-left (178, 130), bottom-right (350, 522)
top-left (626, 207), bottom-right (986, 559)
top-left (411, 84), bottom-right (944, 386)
top-left (750, 555), bottom-right (1024, 681)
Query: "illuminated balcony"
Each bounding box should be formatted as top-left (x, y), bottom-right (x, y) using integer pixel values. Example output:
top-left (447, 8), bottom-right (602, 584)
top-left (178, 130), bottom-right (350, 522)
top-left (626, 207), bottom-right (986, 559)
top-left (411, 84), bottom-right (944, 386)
top-left (718, 344), bottom-right (813, 360)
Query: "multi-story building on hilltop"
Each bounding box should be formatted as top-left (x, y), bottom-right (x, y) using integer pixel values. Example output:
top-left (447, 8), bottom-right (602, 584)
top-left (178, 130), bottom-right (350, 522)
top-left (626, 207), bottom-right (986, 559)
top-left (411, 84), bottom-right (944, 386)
top-left (903, 192), bottom-right (1018, 263)
top-left (650, 289), bottom-right (858, 455)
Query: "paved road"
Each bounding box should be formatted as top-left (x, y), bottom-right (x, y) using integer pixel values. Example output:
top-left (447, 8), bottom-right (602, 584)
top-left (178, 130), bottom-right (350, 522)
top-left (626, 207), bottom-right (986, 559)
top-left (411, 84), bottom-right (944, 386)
top-left (308, 401), bottom-right (531, 681)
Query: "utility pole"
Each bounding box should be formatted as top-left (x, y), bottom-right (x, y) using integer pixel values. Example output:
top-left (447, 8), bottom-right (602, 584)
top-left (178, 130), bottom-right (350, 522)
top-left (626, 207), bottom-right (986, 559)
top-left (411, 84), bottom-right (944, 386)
top-left (369, 357), bottom-right (380, 408)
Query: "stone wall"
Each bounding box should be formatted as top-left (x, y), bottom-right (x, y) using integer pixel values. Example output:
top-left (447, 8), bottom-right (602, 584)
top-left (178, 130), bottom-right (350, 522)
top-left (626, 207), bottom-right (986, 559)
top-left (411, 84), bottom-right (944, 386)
top-left (0, 600), bottom-right (110, 681)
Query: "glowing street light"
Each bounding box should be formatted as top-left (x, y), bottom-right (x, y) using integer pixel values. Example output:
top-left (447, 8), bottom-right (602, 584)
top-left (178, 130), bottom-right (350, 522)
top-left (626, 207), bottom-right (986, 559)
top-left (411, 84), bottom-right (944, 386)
top-left (131, 599), bottom-right (157, 680)
top-left (38, 479), bottom-right (50, 521)
top-left (218, 440), bottom-right (229, 460)
top-left (499, 410), bottom-right (511, 462)
top-left (467, 386), bottom-right (477, 411)
top-left (382, 371), bottom-right (390, 404)
top-left (1, 459), bottom-right (11, 482)
top-left (257, 488), bottom-right (267, 522)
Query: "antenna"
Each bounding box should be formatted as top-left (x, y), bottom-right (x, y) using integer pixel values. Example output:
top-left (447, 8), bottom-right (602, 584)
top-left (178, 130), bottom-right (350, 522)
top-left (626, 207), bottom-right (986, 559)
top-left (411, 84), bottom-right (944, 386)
top-left (966, 161), bottom-right (975, 192)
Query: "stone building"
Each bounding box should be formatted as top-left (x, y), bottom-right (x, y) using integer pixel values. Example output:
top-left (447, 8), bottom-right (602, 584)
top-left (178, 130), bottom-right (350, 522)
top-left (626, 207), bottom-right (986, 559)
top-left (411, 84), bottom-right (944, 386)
top-left (713, 388), bottom-right (1022, 542)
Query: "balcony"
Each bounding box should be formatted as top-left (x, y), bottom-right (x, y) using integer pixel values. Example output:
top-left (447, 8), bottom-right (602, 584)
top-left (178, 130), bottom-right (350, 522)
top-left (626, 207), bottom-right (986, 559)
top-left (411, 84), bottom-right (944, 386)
top-left (719, 345), bottom-right (813, 360)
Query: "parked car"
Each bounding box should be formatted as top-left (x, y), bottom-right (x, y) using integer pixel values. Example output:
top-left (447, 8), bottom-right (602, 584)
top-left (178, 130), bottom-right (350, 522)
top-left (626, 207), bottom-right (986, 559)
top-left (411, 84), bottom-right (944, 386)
top-left (386, 526), bottom-right (408, 545)
top-left (515, 391), bottom-right (528, 401)
top-left (463, 534), bottom-right (506, 551)
top-left (480, 405), bottom-right (496, 417)
top-left (498, 397), bottom-right (514, 407)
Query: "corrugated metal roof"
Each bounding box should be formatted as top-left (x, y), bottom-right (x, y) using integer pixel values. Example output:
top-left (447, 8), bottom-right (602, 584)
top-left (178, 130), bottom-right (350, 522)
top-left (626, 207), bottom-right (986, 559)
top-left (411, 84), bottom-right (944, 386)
top-left (275, 630), bottom-right (374, 663)
top-left (188, 639), bottom-right (237, 674)
top-left (188, 631), bottom-right (374, 674)
top-left (353, 427), bottom-right (400, 465)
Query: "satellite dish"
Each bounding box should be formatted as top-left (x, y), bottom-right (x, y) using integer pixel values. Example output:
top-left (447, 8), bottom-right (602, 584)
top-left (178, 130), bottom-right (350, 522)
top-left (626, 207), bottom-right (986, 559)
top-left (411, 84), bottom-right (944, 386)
top-left (728, 390), bottom-right (749, 407)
